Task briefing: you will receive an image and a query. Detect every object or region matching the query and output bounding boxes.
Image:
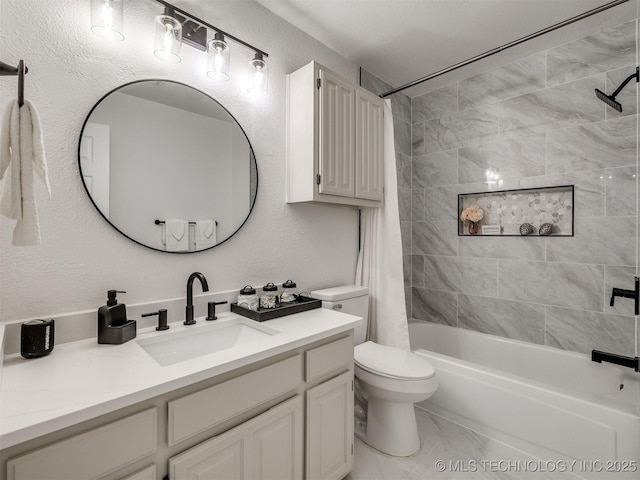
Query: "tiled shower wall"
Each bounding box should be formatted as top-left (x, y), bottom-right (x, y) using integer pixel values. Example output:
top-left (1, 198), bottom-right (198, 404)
top-left (408, 20), bottom-right (639, 356)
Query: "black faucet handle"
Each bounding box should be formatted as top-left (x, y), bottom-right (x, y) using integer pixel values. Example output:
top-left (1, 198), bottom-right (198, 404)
top-left (142, 309), bottom-right (169, 331)
top-left (206, 301), bottom-right (228, 321)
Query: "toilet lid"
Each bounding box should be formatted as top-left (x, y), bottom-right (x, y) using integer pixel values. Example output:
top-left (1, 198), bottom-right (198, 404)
top-left (354, 342), bottom-right (435, 380)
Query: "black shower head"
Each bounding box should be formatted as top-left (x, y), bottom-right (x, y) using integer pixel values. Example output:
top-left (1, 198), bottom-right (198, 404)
top-left (594, 66), bottom-right (639, 113)
top-left (594, 88), bottom-right (622, 112)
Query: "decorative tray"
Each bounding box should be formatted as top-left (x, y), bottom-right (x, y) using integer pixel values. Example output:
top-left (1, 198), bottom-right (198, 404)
top-left (230, 295), bottom-right (321, 322)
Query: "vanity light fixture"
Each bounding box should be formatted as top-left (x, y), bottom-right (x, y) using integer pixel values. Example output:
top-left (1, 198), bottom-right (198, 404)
top-left (207, 32), bottom-right (230, 82)
top-left (153, 9), bottom-right (183, 63)
top-left (90, 0), bottom-right (124, 42)
top-left (248, 52), bottom-right (268, 95)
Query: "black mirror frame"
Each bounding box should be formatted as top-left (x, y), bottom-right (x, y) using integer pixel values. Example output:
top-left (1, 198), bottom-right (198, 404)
top-left (78, 79), bottom-right (258, 254)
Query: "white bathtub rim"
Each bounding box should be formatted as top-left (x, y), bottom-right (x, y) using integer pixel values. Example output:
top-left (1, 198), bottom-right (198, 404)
top-left (408, 321), bottom-right (640, 417)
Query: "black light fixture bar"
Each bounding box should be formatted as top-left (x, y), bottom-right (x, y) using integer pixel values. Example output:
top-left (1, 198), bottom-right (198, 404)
top-left (380, 0), bottom-right (629, 98)
top-left (153, 0), bottom-right (268, 58)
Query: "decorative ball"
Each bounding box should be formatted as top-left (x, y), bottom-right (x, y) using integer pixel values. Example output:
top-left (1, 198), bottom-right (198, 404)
top-left (539, 223), bottom-right (553, 236)
top-left (519, 223), bottom-right (534, 235)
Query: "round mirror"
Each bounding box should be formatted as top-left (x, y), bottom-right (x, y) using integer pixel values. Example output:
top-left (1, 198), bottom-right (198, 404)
top-left (79, 80), bottom-right (258, 253)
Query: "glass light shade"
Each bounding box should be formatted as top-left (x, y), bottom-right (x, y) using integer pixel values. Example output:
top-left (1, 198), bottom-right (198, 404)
top-left (90, 0), bottom-right (124, 42)
top-left (207, 33), bottom-right (230, 82)
top-left (154, 14), bottom-right (182, 63)
top-left (248, 53), bottom-right (268, 95)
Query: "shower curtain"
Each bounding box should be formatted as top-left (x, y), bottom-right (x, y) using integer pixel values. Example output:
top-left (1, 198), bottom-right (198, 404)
top-left (354, 99), bottom-right (410, 350)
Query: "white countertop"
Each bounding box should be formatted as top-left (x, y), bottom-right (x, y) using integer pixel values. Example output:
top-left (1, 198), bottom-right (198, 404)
top-left (0, 308), bottom-right (362, 449)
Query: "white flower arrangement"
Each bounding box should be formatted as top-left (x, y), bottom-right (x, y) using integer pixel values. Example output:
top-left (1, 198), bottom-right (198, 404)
top-left (460, 205), bottom-right (484, 223)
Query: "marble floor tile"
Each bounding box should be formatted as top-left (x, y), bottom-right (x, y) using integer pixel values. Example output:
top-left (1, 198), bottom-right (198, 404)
top-left (348, 408), bottom-right (579, 480)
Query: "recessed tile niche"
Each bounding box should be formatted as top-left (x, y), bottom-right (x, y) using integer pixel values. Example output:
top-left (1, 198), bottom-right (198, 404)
top-left (458, 185), bottom-right (574, 236)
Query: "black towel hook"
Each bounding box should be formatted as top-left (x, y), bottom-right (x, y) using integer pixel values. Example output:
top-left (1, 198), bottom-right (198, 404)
top-left (0, 59), bottom-right (28, 107)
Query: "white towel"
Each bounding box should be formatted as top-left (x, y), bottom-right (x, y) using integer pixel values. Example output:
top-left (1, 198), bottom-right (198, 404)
top-left (163, 219), bottom-right (188, 252)
top-left (195, 220), bottom-right (216, 249)
top-left (0, 99), bottom-right (51, 245)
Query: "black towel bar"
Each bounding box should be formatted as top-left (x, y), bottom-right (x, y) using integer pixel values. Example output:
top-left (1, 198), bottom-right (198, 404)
top-left (155, 219), bottom-right (218, 226)
top-left (0, 60), bottom-right (28, 107)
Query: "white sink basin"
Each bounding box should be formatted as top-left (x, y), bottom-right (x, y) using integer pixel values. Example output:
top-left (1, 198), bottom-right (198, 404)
top-left (137, 318), bottom-right (280, 366)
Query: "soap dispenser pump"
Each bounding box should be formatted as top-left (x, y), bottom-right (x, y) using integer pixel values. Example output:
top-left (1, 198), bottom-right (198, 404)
top-left (98, 290), bottom-right (136, 345)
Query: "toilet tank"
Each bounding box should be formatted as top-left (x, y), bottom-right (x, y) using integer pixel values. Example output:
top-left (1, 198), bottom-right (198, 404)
top-left (310, 285), bottom-right (369, 345)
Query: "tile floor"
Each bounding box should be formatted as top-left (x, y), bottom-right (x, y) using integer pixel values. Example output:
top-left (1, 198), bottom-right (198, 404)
top-left (346, 407), bottom-right (580, 479)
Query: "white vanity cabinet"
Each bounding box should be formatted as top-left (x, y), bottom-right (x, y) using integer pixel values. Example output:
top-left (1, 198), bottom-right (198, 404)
top-left (286, 60), bottom-right (384, 207)
top-left (2, 332), bottom-right (355, 480)
top-left (169, 395), bottom-right (303, 480)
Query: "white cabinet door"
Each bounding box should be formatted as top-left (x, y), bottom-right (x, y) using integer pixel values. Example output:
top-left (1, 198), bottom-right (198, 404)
top-left (318, 69), bottom-right (355, 198)
top-left (249, 397), bottom-right (303, 480)
top-left (306, 372), bottom-right (354, 480)
top-left (355, 88), bottom-right (384, 201)
top-left (169, 396), bottom-right (303, 480)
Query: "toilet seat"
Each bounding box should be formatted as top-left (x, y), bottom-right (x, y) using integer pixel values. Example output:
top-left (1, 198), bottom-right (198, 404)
top-left (354, 341), bottom-right (435, 380)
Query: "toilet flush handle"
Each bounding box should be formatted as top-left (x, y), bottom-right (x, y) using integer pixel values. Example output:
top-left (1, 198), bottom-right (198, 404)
top-left (332, 304), bottom-right (343, 310)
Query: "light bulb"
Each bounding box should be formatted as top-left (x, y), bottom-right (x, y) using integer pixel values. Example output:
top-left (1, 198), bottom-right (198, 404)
top-left (248, 52), bottom-right (268, 95)
top-left (154, 13), bottom-right (182, 63)
top-left (207, 33), bottom-right (230, 82)
top-left (90, 0), bottom-right (124, 42)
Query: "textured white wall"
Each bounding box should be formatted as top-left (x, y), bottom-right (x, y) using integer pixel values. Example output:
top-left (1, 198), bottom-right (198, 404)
top-left (0, 0), bottom-right (359, 322)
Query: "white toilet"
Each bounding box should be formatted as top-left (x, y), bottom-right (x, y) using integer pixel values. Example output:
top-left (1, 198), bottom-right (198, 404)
top-left (310, 285), bottom-right (437, 457)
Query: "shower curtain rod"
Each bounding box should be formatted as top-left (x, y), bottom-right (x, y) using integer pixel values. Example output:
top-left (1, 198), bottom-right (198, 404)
top-left (380, 0), bottom-right (630, 98)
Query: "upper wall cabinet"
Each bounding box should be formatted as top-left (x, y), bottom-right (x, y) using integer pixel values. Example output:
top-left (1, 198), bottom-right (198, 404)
top-left (286, 61), bottom-right (384, 207)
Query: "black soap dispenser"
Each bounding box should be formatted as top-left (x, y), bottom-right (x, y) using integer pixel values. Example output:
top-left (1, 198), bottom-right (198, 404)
top-left (97, 290), bottom-right (137, 345)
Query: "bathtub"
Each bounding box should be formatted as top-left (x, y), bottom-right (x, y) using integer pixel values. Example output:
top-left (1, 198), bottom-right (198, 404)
top-left (409, 321), bottom-right (640, 479)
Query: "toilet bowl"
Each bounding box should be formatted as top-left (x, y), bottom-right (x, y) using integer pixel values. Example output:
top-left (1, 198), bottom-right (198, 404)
top-left (310, 285), bottom-right (438, 457)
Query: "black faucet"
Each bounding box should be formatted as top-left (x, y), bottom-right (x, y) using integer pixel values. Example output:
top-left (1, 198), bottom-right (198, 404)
top-left (610, 276), bottom-right (639, 315)
top-left (185, 272), bottom-right (209, 325)
top-left (592, 350), bottom-right (639, 372)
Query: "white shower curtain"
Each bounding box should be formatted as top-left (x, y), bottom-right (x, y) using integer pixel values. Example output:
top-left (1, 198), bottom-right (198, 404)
top-left (354, 99), bottom-right (410, 350)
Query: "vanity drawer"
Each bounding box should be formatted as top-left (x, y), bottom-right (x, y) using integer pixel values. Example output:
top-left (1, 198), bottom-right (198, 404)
top-left (305, 336), bottom-right (353, 382)
top-left (6, 408), bottom-right (157, 480)
top-left (168, 354), bottom-right (302, 446)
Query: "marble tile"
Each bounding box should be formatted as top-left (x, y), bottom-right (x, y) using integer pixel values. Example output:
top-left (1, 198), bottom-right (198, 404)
top-left (412, 255), bottom-right (425, 288)
top-left (412, 122), bottom-right (425, 156)
top-left (519, 170), bottom-right (606, 218)
top-left (394, 117), bottom-right (411, 156)
top-left (412, 222), bottom-right (458, 256)
top-left (401, 221), bottom-right (412, 255)
top-left (458, 236), bottom-right (545, 261)
top-left (404, 254), bottom-right (412, 286)
top-left (499, 75), bottom-right (606, 140)
top-left (605, 65), bottom-right (639, 119)
top-left (547, 21), bottom-right (636, 87)
top-left (546, 216), bottom-right (636, 266)
top-left (348, 409), bottom-right (577, 480)
top-left (405, 285), bottom-right (412, 320)
top-left (398, 188), bottom-right (412, 222)
top-left (604, 265), bottom-right (638, 316)
top-left (360, 68), bottom-right (390, 96)
top-left (391, 92), bottom-right (412, 125)
top-left (424, 186), bottom-right (460, 222)
top-left (498, 260), bottom-right (604, 311)
top-left (424, 104), bottom-right (499, 153)
top-left (397, 152), bottom-right (412, 189)
top-left (412, 189), bottom-right (425, 221)
top-left (412, 84), bottom-right (458, 124)
top-left (412, 150), bottom-right (458, 188)
top-left (411, 287), bottom-right (458, 326)
top-left (606, 165), bottom-right (637, 217)
top-left (546, 306), bottom-right (635, 356)
top-left (458, 135), bottom-right (545, 185)
top-left (545, 116), bottom-right (637, 174)
top-left (424, 256), bottom-right (498, 297)
top-left (459, 52), bottom-right (546, 111)
top-left (458, 295), bottom-right (545, 344)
